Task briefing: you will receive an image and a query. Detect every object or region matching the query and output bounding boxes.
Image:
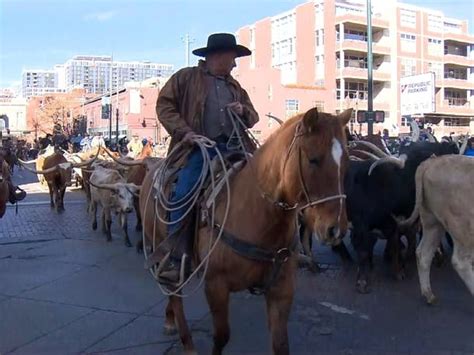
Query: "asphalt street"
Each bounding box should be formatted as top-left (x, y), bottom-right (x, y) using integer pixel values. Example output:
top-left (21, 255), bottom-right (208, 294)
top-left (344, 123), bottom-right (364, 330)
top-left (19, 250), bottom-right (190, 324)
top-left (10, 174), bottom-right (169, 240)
top-left (0, 168), bottom-right (472, 354)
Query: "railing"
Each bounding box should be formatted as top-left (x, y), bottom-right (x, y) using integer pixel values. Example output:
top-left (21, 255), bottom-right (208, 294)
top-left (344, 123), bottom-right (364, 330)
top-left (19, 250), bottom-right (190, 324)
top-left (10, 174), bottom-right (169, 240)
top-left (444, 48), bottom-right (468, 57)
top-left (444, 72), bottom-right (467, 80)
top-left (446, 97), bottom-right (468, 106)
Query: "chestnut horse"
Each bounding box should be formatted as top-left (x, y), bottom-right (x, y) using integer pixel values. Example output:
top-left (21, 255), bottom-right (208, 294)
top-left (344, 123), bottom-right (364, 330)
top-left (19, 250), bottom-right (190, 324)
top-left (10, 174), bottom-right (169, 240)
top-left (140, 108), bottom-right (352, 354)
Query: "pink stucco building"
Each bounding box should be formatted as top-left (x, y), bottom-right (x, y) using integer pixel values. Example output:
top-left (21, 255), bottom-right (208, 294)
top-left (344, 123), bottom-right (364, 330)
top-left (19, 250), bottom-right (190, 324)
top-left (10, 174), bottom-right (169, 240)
top-left (235, 0), bottom-right (474, 140)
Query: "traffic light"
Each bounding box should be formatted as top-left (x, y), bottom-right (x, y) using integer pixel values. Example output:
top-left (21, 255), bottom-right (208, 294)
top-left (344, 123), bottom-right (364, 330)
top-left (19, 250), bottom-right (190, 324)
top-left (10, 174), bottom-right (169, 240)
top-left (356, 110), bottom-right (385, 124)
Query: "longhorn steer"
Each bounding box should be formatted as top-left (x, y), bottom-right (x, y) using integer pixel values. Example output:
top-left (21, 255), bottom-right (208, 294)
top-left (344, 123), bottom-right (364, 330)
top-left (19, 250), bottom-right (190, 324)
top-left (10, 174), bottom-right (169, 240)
top-left (89, 165), bottom-right (140, 247)
top-left (19, 151), bottom-right (97, 213)
top-left (398, 155), bottom-right (474, 304)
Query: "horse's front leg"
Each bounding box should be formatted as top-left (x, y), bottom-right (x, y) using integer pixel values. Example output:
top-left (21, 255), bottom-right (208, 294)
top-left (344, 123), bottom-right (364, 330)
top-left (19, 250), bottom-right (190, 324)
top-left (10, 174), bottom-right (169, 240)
top-left (169, 295), bottom-right (195, 354)
top-left (265, 259), bottom-right (296, 355)
top-left (205, 279), bottom-right (230, 355)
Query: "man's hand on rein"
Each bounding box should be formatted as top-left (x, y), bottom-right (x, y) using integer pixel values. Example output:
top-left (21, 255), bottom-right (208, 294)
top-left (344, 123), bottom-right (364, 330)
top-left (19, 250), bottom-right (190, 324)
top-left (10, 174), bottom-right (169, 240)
top-left (183, 131), bottom-right (197, 146)
top-left (227, 102), bottom-right (243, 116)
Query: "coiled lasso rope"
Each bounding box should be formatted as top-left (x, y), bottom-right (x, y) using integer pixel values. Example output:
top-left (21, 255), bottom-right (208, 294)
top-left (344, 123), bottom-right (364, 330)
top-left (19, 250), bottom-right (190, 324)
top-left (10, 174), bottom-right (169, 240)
top-left (142, 135), bottom-right (232, 297)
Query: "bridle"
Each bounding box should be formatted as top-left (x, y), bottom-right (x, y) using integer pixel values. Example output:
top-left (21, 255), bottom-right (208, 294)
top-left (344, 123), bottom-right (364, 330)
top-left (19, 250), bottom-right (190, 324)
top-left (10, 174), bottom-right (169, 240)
top-left (260, 121), bottom-right (346, 213)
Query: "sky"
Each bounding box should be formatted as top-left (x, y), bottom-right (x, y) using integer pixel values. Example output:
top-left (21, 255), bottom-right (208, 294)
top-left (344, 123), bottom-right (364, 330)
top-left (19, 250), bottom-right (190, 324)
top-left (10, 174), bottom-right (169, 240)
top-left (0, 0), bottom-right (473, 88)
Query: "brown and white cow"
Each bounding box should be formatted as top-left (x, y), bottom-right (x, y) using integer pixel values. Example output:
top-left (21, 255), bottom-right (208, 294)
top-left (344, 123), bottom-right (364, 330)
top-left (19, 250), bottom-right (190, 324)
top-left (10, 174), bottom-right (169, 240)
top-left (19, 151), bottom-right (96, 213)
top-left (89, 165), bottom-right (140, 247)
top-left (400, 155), bottom-right (474, 304)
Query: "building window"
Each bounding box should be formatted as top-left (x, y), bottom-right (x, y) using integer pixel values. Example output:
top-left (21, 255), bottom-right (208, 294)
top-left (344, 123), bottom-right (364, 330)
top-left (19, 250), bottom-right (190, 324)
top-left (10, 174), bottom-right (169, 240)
top-left (444, 67), bottom-right (467, 80)
top-left (400, 9), bottom-right (416, 28)
top-left (444, 21), bottom-right (461, 33)
top-left (313, 101), bottom-right (324, 112)
top-left (345, 81), bottom-right (368, 100)
top-left (428, 62), bottom-right (442, 78)
top-left (344, 28), bottom-right (367, 42)
top-left (428, 14), bottom-right (442, 32)
top-left (285, 99), bottom-right (299, 118)
top-left (400, 33), bottom-right (416, 52)
top-left (401, 58), bottom-right (417, 77)
top-left (428, 38), bottom-right (443, 56)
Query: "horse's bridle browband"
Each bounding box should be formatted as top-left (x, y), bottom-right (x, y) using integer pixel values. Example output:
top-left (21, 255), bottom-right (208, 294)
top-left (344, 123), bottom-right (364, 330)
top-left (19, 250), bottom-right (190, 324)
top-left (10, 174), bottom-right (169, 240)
top-left (260, 121), bottom-right (346, 212)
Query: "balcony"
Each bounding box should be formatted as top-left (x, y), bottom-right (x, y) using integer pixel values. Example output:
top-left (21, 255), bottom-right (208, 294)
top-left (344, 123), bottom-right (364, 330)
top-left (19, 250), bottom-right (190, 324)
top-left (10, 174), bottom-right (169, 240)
top-left (443, 32), bottom-right (474, 45)
top-left (335, 14), bottom-right (389, 30)
top-left (436, 97), bottom-right (473, 116)
top-left (338, 39), bottom-right (391, 55)
top-left (442, 73), bottom-right (474, 90)
top-left (336, 99), bottom-right (390, 112)
top-left (336, 60), bottom-right (391, 82)
top-left (443, 54), bottom-right (474, 67)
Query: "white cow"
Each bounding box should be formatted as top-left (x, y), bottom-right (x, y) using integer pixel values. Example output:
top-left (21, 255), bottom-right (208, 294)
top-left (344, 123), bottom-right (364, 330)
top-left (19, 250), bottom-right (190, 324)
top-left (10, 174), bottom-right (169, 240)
top-left (89, 165), bottom-right (140, 247)
top-left (401, 155), bottom-right (474, 304)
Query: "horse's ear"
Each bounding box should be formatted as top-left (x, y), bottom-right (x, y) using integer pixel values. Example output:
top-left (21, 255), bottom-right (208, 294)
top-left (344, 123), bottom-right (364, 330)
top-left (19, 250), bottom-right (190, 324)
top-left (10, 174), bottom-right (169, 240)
top-left (302, 107), bottom-right (319, 133)
top-left (338, 109), bottom-right (353, 126)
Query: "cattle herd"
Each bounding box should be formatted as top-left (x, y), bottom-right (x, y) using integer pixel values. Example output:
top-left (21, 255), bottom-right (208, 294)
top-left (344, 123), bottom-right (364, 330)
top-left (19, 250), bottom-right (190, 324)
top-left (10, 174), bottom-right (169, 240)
top-left (1, 120), bottom-right (473, 307)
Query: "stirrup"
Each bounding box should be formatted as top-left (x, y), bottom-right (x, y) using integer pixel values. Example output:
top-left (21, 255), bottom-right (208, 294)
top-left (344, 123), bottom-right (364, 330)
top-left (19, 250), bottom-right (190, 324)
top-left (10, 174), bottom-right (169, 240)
top-left (156, 253), bottom-right (189, 288)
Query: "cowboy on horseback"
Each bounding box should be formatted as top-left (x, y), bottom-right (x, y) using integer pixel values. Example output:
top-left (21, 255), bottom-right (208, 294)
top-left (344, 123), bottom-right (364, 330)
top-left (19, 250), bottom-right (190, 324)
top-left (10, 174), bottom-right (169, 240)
top-left (155, 33), bottom-right (259, 285)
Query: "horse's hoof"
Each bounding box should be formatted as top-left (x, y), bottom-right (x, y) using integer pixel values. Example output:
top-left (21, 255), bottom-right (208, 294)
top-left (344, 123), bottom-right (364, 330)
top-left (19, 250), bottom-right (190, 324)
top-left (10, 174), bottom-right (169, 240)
top-left (136, 241), bottom-right (143, 254)
top-left (356, 279), bottom-right (371, 294)
top-left (92, 222), bottom-right (97, 230)
top-left (308, 261), bottom-right (321, 273)
top-left (163, 325), bottom-right (178, 336)
top-left (424, 293), bottom-right (438, 305)
top-left (125, 240), bottom-right (132, 248)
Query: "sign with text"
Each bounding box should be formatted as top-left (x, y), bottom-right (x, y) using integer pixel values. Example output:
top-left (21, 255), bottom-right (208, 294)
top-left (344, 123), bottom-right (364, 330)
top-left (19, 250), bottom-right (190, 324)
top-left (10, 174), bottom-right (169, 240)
top-left (400, 72), bottom-right (435, 115)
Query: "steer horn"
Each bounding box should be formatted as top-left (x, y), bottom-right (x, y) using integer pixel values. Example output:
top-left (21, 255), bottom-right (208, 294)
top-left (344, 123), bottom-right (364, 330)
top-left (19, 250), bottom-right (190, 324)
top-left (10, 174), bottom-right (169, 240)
top-left (352, 141), bottom-right (390, 158)
top-left (409, 120), bottom-right (420, 142)
top-left (426, 131), bottom-right (436, 143)
top-left (368, 154), bottom-right (407, 176)
top-left (104, 148), bottom-right (145, 166)
top-left (71, 150), bottom-right (100, 168)
top-left (459, 136), bottom-right (469, 155)
top-left (125, 183), bottom-right (141, 197)
top-left (265, 113), bottom-right (284, 126)
top-left (352, 149), bottom-right (380, 160)
top-left (89, 180), bottom-right (118, 193)
top-left (17, 159), bottom-right (59, 175)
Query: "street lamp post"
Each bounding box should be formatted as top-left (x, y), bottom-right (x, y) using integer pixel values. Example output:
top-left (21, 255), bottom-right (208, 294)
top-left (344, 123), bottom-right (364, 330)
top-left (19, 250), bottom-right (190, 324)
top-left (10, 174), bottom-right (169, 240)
top-left (367, 0), bottom-right (374, 135)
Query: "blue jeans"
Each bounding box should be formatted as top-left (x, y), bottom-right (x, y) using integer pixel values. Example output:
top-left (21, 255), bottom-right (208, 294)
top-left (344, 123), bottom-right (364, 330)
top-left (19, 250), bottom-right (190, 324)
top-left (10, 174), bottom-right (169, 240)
top-left (168, 144), bottom-right (227, 237)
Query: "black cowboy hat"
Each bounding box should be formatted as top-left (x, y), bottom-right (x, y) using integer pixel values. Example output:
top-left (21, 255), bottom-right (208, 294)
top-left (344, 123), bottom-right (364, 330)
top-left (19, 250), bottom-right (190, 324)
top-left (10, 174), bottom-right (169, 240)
top-left (192, 33), bottom-right (251, 58)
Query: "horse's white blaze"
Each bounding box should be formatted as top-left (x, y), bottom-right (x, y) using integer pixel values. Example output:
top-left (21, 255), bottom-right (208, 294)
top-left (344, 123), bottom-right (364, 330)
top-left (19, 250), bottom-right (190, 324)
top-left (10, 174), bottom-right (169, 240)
top-left (331, 138), bottom-right (343, 167)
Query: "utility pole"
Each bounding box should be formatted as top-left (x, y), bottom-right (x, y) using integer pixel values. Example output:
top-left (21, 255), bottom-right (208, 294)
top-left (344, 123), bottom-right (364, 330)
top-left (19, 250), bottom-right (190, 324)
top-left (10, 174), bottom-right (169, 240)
top-left (182, 34), bottom-right (194, 67)
top-left (115, 68), bottom-right (120, 147)
top-left (108, 54), bottom-right (113, 144)
top-left (366, 0), bottom-right (374, 136)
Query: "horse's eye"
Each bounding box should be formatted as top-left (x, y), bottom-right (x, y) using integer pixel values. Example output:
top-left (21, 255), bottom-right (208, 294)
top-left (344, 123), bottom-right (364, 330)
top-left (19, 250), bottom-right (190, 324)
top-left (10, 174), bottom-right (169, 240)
top-left (308, 157), bottom-right (319, 166)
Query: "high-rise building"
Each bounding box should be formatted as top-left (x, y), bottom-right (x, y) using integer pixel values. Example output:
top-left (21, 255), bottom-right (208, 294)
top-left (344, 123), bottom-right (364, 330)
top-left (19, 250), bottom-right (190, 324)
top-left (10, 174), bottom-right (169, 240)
top-left (62, 55), bottom-right (174, 95)
top-left (21, 69), bottom-right (65, 99)
top-left (235, 0), bottom-right (474, 140)
top-left (21, 56), bottom-right (174, 99)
